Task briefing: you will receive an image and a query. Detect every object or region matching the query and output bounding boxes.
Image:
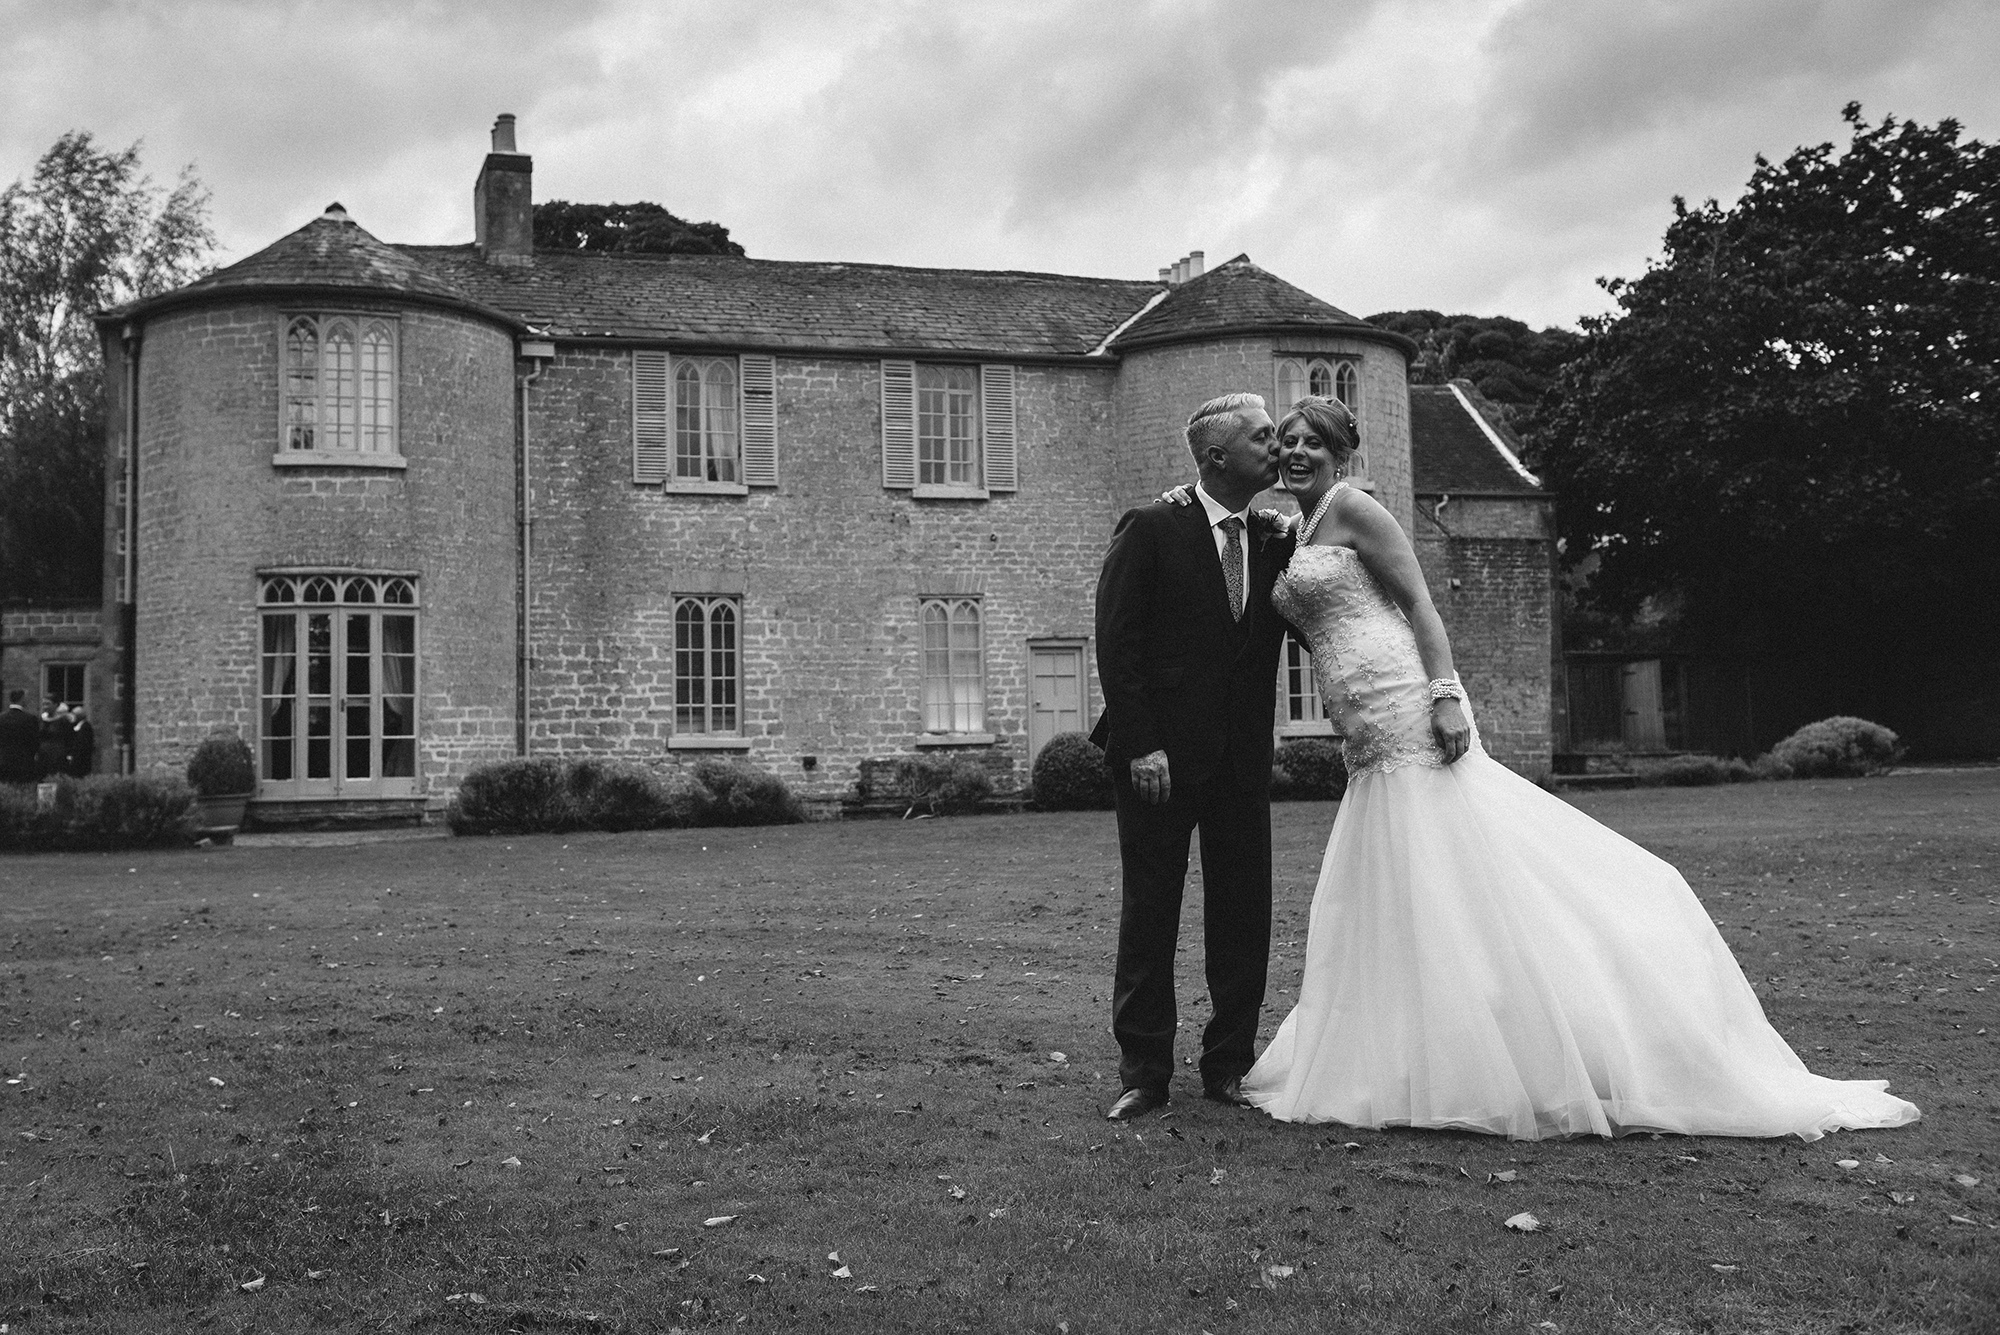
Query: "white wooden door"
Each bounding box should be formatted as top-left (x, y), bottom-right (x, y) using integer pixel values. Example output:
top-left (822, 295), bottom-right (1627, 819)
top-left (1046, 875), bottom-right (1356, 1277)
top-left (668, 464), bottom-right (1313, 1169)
top-left (1028, 647), bottom-right (1084, 764)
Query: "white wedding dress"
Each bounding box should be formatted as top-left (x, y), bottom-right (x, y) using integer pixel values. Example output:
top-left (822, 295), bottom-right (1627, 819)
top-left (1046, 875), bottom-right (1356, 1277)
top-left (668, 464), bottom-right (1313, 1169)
top-left (1242, 487), bottom-right (1921, 1140)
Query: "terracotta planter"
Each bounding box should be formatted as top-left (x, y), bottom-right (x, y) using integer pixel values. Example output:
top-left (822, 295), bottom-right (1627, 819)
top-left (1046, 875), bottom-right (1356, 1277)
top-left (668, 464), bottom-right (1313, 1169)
top-left (192, 792), bottom-right (251, 832)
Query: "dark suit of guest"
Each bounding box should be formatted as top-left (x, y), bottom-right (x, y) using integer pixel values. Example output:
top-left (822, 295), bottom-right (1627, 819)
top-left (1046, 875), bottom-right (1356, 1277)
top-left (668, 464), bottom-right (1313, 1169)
top-left (36, 713), bottom-right (70, 780)
top-left (66, 717), bottom-right (96, 777)
top-left (0, 704), bottom-right (38, 784)
top-left (1092, 496), bottom-right (1294, 1095)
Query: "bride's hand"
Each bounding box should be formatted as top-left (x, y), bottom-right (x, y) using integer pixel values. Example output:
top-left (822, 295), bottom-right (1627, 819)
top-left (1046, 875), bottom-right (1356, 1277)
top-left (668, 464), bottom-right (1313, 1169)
top-left (1431, 698), bottom-right (1471, 763)
top-left (1160, 484), bottom-right (1194, 506)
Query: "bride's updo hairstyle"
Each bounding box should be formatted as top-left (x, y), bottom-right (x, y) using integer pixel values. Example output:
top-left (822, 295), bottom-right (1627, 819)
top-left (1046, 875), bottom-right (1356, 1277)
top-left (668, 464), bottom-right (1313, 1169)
top-left (1278, 395), bottom-right (1359, 465)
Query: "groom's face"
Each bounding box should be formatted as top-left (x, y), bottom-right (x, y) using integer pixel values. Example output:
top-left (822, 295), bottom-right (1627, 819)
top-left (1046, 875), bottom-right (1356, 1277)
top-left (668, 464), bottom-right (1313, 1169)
top-left (1209, 408), bottom-right (1279, 493)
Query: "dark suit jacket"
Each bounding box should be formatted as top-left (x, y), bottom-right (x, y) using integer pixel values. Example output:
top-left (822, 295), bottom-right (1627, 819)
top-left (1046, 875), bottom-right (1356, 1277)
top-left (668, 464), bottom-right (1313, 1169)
top-left (0, 706), bottom-right (38, 783)
top-left (1092, 500), bottom-right (1295, 790)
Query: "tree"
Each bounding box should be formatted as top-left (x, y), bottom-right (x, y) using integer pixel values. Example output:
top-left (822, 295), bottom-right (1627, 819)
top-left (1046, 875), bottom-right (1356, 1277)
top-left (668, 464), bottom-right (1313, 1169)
top-left (0, 132), bottom-right (213, 601)
top-left (1531, 106), bottom-right (2000, 683)
top-left (532, 200), bottom-right (744, 257)
top-left (1365, 310), bottom-right (1580, 428)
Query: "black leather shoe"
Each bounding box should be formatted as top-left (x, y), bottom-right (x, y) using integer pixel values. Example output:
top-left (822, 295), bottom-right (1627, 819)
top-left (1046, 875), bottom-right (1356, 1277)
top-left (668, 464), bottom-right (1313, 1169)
top-left (1105, 1087), bottom-right (1169, 1121)
top-left (1203, 1079), bottom-right (1255, 1108)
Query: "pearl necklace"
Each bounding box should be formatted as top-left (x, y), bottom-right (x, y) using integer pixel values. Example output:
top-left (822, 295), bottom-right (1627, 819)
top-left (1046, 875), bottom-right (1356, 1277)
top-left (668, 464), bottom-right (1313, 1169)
top-left (1297, 481), bottom-right (1348, 545)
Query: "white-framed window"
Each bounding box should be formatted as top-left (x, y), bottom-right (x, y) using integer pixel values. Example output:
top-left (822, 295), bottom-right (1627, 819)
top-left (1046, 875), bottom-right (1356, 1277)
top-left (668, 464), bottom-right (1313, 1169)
top-left (634, 352), bottom-right (777, 490)
top-left (1278, 633), bottom-right (1334, 737)
top-left (281, 314), bottom-right (399, 461)
top-left (920, 597), bottom-right (985, 733)
top-left (1275, 356), bottom-right (1360, 418)
top-left (258, 573), bottom-right (418, 796)
top-left (881, 362), bottom-right (1016, 497)
top-left (674, 595), bottom-right (740, 735)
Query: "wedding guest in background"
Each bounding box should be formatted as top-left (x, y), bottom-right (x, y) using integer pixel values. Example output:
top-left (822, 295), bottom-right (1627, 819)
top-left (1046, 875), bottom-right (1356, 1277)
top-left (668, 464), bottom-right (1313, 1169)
top-left (0, 690), bottom-right (38, 784)
top-left (37, 700), bottom-right (71, 780)
top-left (65, 703), bottom-right (95, 778)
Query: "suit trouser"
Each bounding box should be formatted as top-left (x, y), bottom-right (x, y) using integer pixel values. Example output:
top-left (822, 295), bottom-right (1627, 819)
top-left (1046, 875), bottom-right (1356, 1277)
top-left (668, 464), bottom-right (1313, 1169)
top-left (1110, 761), bottom-right (1273, 1094)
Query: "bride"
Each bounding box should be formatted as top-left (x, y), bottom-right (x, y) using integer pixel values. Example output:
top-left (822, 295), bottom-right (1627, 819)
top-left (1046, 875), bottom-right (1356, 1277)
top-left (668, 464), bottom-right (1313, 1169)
top-left (1234, 395), bottom-right (1919, 1140)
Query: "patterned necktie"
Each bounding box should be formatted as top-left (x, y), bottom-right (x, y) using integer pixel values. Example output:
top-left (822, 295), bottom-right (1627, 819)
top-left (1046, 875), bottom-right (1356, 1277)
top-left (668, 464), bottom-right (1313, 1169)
top-left (1219, 516), bottom-right (1245, 622)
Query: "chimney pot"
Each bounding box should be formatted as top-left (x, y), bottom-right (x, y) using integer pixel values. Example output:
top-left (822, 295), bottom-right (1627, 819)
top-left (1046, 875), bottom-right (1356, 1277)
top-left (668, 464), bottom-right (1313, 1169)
top-left (1188, 250), bottom-right (1204, 278)
top-left (321, 202), bottom-right (350, 222)
top-left (491, 113), bottom-right (518, 154)
top-left (1159, 267), bottom-right (1172, 284)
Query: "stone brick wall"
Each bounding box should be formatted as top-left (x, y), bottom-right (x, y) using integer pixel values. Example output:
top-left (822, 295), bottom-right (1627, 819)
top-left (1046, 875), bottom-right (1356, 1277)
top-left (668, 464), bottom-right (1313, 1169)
top-left (523, 350), bottom-right (1123, 800)
top-left (126, 301), bottom-right (518, 790)
top-left (1412, 495), bottom-right (1557, 777)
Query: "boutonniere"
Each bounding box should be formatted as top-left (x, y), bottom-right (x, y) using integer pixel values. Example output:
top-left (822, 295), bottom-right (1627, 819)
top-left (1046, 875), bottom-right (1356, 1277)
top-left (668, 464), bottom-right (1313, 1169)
top-left (1250, 508), bottom-right (1297, 548)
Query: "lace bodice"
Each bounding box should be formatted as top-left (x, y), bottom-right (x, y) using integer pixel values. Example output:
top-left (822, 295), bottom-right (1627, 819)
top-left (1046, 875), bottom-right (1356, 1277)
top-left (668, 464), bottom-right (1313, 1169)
top-left (1273, 539), bottom-right (1479, 779)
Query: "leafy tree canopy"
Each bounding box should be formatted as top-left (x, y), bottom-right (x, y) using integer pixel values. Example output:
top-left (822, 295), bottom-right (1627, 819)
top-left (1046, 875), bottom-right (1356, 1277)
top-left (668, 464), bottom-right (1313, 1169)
top-left (0, 132), bottom-right (213, 602)
top-left (532, 200), bottom-right (744, 257)
top-left (1365, 309), bottom-right (1581, 425)
top-left (1530, 105), bottom-right (2000, 661)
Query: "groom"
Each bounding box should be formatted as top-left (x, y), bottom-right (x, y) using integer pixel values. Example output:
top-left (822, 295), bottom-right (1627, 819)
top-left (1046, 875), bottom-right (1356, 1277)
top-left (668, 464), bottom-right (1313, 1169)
top-left (1091, 393), bottom-right (1295, 1120)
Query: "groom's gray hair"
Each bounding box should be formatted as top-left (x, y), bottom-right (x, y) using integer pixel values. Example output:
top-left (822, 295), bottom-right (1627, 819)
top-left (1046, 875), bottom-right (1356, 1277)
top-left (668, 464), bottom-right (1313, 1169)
top-left (1185, 392), bottom-right (1267, 463)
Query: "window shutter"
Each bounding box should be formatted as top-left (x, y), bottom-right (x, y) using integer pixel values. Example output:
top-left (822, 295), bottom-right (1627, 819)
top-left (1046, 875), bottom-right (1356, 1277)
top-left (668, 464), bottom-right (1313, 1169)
top-left (739, 353), bottom-right (777, 486)
top-left (632, 350), bottom-right (669, 483)
top-left (881, 359), bottom-right (916, 489)
top-left (980, 363), bottom-right (1017, 493)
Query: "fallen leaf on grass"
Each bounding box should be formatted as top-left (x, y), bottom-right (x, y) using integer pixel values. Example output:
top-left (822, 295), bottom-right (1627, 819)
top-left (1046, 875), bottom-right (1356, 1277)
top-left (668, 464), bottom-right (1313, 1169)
top-left (451, 1158), bottom-right (471, 1169)
top-left (703, 1215), bottom-right (737, 1227)
top-left (500, 1156), bottom-right (522, 1168)
top-left (1209, 1168), bottom-right (1226, 1185)
top-left (651, 1248), bottom-right (682, 1259)
top-left (305, 1270), bottom-right (327, 1281)
top-left (855, 1284), bottom-right (879, 1294)
top-left (832, 1265), bottom-right (852, 1279)
top-left (1504, 1213), bottom-right (1542, 1233)
top-left (1343, 1142), bottom-right (1362, 1152)
top-left (1955, 1174), bottom-right (1981, 1188)
top-left (238, 1276), bottom-right (265, 1292)
top-left (1834, 1160), bottom-right (1860, 1170)
top-left (1264, 1264), bottom-right (1295, 1280)
top-left (1049, 1051), bottom-right (1067, 1063)
top-left (1948, 1215), bottom-right (1978, 1226)
top-left (1890, 1192), bottom-right (1917, 1206)
top-left (444, 1292), bottom-right (487, 1305)
top-left (745, 1274), bottom-right (768, 1285)
top-left (988, 1207), bottom-right (1008, 1218)
top-left (1711, 1264), bottom-right (1739, 1274)
top-left (207, 1077), bottom-right (226, 1088)
top-left (1487, 1170), bottom-right (1518, 1184)
top-left (826, 1251), bottom-right (839, 1263)
top-left (947, 1185), bottom-right (967, 1201)
top-left (612, 1222), bottom-right (630, 1232)
top-left (697, 1127), bottom-right (717, 1144)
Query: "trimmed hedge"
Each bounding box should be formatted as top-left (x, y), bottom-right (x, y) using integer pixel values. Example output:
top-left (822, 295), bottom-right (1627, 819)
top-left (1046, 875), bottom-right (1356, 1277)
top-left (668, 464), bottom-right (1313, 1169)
top-left (448, 756), bottom-right (808, 835)
top-left (892, 755), bottom-right (995, 816)
top-left (1030, 732), bottom-right (1114, 811)
top-left (1274, 737), bottom-right (1348, 800)
top-left (1766, 716), bottom-right (1903, 779)
top-left (0, 775), bottom-right (195, 852)
top-left (688, 758), bottom-right (807, 827)
top-left (1630, 753), bottom-right (1756, 787)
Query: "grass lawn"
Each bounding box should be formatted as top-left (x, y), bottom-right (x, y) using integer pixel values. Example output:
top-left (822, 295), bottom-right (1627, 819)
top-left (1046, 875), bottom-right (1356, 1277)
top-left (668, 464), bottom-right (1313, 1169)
top-left (1, 770), bottom-right (1995, 1333)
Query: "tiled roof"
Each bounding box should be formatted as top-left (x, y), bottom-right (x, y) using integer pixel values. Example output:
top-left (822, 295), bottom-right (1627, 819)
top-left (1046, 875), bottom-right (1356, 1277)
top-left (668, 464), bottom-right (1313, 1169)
top-left (1110, 254), bottom-right (1412, 357)
top-left (104, 209), bottom-right (521, 329)
top-left (1410, 383), bottom-right (1543, 495)
top-left (401, 246), bottom-right (1164, 359)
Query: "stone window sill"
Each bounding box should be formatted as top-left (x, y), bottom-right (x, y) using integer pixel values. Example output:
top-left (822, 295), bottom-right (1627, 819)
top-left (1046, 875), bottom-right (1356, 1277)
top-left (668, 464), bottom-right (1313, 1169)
top-left (661, 480), bottom-right (750, 496)
top-left (273, 451), bottom-right (407, 470)
top-left (914, 732), bottom-right (996, 747)
top-left (912, 484), bottom-right (989, 501)
top-left (668, 735), bottom-right (752, 751)
top-left (1277, 721), bottom-right (1337, 739)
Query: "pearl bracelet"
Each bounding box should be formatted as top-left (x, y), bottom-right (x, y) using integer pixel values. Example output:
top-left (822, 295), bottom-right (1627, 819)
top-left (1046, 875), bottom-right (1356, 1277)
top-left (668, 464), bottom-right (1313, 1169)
top-left (1428, 677), bottom-right (1465, 702)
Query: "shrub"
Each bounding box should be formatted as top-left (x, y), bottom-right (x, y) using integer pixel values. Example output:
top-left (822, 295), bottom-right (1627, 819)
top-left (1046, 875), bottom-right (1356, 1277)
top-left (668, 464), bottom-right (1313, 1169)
top-left (1275, 738), bottom-right (1348, 800)
top-left (568, 757), bottom-right (690, 832)
top-left (892, 755), bottom-right (994, 816)
top-left (448, 757), bottom-right (578, 835)
top-left (1631, 754), bottom-right (1756, 787)
top-left (689, 758), bottom-right (806, 827)
top-left (186, 734), bottom-right (256, 796)
top-left (1752, 752), bottom-right (1795, 782)
top-left (0, 775), bottom-right (194, 852)
top-left (1767, 716), bottom-right (1904, 779)
top-left (1030, 732), bottom-right (1114, 811)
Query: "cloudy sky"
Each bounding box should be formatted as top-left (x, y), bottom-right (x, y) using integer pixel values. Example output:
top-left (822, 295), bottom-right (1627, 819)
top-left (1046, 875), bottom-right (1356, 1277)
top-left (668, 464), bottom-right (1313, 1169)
top-left (4, 0), bottom-right (1995, 329)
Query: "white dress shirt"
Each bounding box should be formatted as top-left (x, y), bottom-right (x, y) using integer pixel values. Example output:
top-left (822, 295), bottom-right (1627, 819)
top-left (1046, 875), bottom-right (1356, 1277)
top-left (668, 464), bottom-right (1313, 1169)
top-left (1194, 482), bottom-right (1251, 608)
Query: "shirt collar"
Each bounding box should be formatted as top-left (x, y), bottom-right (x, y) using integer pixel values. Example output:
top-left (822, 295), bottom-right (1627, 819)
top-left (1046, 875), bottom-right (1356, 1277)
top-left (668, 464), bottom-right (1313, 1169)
top-left (1193, 482), bottom-right (1247, 530)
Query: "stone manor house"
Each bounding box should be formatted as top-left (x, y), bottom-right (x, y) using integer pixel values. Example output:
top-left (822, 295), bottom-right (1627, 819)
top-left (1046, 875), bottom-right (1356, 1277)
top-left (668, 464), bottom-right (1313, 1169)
top-left (34, 116), bottom-right (1554, 821)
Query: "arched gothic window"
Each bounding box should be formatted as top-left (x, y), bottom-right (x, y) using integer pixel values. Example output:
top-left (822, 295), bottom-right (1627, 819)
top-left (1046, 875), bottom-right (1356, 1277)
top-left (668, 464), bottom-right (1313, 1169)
top-left (920, 598), bottom-right (985, 733)
top-left (282, 313), bottom-right (399, 456)
top-left (674, 358), bottom-right (739, 483)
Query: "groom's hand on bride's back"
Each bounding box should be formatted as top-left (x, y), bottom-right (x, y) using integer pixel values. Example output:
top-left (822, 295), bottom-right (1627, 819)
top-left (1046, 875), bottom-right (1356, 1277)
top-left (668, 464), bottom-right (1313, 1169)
top-left (1130, 749), bottom-right (1171, 803)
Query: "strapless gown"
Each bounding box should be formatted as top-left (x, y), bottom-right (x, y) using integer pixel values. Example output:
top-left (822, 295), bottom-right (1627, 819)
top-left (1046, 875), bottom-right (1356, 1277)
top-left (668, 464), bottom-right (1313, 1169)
top-left (1241, 540), bottom-right (1921, 1140)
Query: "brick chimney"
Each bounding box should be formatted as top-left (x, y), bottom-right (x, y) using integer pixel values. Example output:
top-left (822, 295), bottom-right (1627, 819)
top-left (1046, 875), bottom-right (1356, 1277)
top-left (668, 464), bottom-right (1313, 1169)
top-left (475, 113), bottom-right (533, 265)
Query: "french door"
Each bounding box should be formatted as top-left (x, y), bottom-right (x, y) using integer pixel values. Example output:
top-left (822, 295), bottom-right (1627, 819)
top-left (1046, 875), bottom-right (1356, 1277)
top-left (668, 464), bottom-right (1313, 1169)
top-left (258, 575), bottom-right (418, 797)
